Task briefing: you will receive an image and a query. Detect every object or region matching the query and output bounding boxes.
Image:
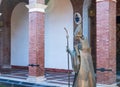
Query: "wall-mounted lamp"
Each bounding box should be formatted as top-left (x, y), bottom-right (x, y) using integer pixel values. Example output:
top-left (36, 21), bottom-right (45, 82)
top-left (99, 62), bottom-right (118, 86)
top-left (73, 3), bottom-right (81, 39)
top-left (0, 13), bottom-right (3, 30)
top-left (0, 21), bottom-right (3, 26)
top-left (89, 8), bottom-right (95, 17)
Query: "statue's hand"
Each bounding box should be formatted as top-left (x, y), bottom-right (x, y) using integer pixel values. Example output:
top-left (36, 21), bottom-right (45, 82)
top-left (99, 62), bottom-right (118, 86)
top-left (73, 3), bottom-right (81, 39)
top-left (66, 46), bottom-right (70, 53)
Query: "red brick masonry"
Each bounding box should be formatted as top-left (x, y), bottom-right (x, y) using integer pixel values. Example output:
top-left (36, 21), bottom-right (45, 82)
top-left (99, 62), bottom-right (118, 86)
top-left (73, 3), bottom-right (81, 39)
top-left (96, 0), bottom-right (116, 84)
top-left (29, 12), bottom-right (45, 77)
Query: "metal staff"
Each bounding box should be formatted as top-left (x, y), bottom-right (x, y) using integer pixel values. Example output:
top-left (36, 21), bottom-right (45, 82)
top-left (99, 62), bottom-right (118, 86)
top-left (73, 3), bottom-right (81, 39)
top-left (64, 27), bottom-right (70, 87)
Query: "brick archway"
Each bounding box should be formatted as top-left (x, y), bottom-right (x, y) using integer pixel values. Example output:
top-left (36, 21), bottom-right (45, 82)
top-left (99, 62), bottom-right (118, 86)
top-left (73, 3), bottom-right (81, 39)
top-left (0, 0), bottom-right (28, 68)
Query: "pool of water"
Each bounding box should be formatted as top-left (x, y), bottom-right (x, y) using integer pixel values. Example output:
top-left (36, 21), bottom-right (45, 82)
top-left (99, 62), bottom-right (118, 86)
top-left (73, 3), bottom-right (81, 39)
top-left (0, 79), bottom-right (58, 87)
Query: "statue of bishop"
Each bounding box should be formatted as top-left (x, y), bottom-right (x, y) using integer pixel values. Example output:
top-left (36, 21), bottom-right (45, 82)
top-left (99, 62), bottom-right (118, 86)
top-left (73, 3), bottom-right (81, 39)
top-left (67, 23), bottom-right (96, 87)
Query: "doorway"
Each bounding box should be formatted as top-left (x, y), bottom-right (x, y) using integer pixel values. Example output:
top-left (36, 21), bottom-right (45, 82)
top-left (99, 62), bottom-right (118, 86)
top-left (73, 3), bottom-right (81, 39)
top-left (117, 16), bottom-right (120, 74)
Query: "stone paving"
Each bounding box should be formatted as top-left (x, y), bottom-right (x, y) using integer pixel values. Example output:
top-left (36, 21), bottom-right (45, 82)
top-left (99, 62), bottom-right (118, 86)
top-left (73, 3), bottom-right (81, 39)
top-left (0, 68), bottom-right (119, 87)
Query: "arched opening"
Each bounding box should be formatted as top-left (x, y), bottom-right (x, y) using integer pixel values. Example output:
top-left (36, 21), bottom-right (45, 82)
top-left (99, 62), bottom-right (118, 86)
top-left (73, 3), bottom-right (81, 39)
top-left (11, 3), bottom-right (29, 67)
top-left (45, 0), bottom-right (73, 69)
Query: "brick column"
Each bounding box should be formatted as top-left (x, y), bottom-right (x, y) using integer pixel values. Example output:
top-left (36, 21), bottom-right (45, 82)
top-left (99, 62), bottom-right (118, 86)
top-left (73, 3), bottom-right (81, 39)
top-left (26, 0), bottom-right (47, 82)
top-left (96, 0), bottom-right (116, 85)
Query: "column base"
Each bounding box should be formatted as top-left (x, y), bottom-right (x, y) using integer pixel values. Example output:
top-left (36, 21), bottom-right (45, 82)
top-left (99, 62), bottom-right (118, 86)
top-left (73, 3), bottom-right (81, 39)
top-left (27, 76), bottom-right (46, 83)
top-left (97, 84), bottom-right (118, 87)
top-left (2, 65), bottom-right (11, 68)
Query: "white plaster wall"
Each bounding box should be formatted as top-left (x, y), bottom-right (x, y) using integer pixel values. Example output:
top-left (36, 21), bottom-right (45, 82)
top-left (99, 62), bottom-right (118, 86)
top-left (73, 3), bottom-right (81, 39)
top-left (45, 0), bottom-right (73, 69)
top-left (11, 3), bottom-right (29, 66)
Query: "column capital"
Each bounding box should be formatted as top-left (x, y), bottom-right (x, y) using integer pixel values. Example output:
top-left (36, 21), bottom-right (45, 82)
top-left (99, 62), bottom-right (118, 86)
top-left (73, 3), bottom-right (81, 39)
top-left (0, 13), bottom-right (2, 16)
top-left (26, 3), bottom-right (47, 13)
top-left (96, 0), bottom-right (117, 2)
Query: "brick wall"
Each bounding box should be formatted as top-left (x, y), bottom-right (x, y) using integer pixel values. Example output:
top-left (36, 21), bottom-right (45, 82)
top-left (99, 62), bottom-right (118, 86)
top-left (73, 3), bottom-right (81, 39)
top-left (70, 0), bottom-right (84, 32)
top-left (96, 0), bottom-right (116, 84)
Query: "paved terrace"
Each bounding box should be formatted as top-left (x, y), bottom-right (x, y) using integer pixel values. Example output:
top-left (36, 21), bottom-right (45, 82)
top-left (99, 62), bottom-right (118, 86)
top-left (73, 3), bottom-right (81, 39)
top-left (0, 68), bottom-right (119, 87)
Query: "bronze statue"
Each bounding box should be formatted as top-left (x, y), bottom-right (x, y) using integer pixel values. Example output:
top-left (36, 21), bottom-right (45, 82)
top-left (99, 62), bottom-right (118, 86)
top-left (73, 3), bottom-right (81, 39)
top-left (67, 23), bottom-right (96, 87)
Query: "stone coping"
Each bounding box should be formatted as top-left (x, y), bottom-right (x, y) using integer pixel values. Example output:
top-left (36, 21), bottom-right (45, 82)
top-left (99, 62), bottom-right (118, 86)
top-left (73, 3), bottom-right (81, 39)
top-left (97, 84), bottom-right (118, 87)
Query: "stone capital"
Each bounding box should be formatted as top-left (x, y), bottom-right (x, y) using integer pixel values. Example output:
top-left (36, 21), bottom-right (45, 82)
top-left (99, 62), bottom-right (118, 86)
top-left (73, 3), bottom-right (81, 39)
top-left (27, 76), bottom-right (46, 83)
top-left (26, 3), bottom-right (47, 13)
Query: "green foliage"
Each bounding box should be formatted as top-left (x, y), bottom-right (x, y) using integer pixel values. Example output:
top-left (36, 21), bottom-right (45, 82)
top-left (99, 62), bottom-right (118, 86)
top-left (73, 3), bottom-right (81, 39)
top-left (0, 85), bottom-right (6, 87)
top-left (45, 0), bottom-right (49, 5)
